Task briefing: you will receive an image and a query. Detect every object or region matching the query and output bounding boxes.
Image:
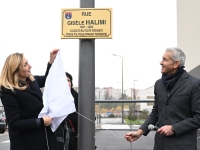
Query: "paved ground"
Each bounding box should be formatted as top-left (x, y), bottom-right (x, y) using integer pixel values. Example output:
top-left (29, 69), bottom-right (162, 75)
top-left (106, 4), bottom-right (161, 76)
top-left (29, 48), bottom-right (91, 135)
top-left (95, 129), bottom-right (155, 150)
top-left (95, 119), bottom-right (200, 150)
top-left (95, 122), bottom-right (155, 150)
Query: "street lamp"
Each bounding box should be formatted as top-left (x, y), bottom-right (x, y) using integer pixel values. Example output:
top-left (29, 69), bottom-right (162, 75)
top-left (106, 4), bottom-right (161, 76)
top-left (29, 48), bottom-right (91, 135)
top-left (98, 90), bottom-right (101, 125)
top-left (98, 90), bottom-right (101, 114)
top-left (133, 80), bottom-right (138, 120)
top-left (133, 80), bottom-right (138, 100)
top-left (112, 54), bottom-right (124, 123)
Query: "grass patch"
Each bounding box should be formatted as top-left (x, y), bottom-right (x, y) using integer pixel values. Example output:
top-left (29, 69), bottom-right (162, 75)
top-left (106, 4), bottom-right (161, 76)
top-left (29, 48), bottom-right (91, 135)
top-left (125, 119), bottom-right (144, 125)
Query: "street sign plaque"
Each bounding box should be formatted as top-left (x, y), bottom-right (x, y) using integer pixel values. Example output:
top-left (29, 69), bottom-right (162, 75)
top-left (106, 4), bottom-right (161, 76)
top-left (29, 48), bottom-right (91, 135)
top-left (61, 8), bottom-right (112, 39)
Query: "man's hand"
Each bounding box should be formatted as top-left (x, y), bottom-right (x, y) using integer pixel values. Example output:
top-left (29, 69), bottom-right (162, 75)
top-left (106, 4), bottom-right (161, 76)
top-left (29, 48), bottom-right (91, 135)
top-left (157, 125), bottom-right (174, 136)
top-left (124, 129), bottom-right (143, 142)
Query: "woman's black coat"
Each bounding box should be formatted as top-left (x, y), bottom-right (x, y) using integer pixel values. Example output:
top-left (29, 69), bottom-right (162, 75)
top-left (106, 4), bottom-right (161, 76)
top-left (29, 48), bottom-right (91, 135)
top-left (0, 63), bottom-right (59, 150)
top-left (55, 88), bottom-right (78, 150)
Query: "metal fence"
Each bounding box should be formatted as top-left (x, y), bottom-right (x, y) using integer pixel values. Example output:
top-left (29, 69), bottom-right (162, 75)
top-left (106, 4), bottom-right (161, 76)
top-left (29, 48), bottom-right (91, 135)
top-left (95, 100), bottom-right (154, 127)
top-left (94, 100), bottom-right (155, 150)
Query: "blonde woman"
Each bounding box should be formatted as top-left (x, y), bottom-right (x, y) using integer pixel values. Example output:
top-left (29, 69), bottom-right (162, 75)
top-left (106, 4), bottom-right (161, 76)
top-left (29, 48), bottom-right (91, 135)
top-left (0, 49), bottom-right (59, 150)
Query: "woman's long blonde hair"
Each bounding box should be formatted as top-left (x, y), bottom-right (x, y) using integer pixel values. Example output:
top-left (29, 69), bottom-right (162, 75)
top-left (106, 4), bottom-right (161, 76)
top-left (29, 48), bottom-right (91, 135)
top-left (0, 53), bottom-right (34, 91)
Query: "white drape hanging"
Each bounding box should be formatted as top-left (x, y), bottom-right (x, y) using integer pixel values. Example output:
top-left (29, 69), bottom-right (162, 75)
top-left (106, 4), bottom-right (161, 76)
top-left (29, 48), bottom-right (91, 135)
top-left (38, 51), bottom-right (76, 132)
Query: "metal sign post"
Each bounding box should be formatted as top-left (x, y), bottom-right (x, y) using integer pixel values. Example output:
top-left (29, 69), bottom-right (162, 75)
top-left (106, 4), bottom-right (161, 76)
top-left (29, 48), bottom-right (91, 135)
top-left (78, 1), bottom-right (95, 150)
top-left (61, 1), bottom-right (112, 149)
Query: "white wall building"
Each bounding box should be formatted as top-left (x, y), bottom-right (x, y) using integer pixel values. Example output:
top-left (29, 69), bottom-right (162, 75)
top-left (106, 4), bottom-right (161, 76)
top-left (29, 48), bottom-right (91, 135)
top-left (95, 88), bottom-right (106, 100)
top-left (134, 0), bottom-right (200, 114)
top-left (136, 86), bottom-right (154, 113)
top-left (106, 87), bottom-right (121, 100)
top-left (177, 0), bottom-right (200, 73)
top-left (125, 88), bottom-right (133, 99)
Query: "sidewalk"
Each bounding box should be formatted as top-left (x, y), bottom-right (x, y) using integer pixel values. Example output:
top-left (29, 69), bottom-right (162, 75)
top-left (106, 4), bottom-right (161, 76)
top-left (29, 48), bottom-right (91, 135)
top-left (95, 123), bottom-right (154, 150)
top-left (95, 129), bottom-right (155, 150)
top-left (100, 124), bottom-right (140, 130)
top-left (96, 123), bottom-right (200, 150)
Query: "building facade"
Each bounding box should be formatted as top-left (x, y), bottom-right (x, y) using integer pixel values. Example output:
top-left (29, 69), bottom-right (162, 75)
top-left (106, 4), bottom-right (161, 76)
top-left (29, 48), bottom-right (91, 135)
top-left (177, 0), bottom-right (200, 74)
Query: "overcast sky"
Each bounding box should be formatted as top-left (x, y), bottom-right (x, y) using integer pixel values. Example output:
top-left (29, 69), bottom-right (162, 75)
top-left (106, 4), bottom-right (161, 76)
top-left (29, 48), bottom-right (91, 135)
top-left (0, 0), bottom-right (177, 90)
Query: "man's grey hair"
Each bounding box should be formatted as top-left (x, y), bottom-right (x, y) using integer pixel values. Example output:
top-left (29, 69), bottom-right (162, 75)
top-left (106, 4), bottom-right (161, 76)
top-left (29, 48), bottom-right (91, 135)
top-left (166, 47), bottom-right (186, 67)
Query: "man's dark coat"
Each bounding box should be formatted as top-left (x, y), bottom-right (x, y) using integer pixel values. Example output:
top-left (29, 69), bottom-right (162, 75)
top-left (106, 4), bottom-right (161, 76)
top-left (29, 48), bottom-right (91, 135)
top-left (140, 71), bottom-right (200, 150)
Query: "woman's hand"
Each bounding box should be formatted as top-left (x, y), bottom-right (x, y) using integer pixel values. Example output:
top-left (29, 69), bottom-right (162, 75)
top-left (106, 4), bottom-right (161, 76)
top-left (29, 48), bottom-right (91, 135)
top-left (43, 116), bottom-right (53, 126)
top-left (49, 49), bottom-right (60, 64)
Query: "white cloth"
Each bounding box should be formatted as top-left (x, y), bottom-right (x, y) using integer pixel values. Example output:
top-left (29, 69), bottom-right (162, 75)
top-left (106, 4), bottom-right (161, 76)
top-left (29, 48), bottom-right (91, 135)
top-left (38, 51), bottom-right (76, 132)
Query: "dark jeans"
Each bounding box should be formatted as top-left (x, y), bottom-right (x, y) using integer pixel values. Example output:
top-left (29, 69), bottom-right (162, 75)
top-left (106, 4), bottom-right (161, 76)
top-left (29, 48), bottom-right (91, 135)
top-left (69, 133), bottom-right (77, 150)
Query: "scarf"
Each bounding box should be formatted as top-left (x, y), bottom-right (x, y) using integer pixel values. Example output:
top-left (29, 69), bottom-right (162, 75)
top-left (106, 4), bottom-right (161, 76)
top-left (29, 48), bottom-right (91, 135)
top-left (18, 78), bottom-right (43, 99)
top-left (161, 66), bottom-right (185, 92)
top-left (18, 80), bottom-right (27, 87)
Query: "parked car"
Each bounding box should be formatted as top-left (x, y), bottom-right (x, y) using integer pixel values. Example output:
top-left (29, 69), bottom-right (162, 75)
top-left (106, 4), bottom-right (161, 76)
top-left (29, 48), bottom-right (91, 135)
top-left (0, 117), bottom-right (6, 133)
top-left (104, 112), bottom-right (113, 117)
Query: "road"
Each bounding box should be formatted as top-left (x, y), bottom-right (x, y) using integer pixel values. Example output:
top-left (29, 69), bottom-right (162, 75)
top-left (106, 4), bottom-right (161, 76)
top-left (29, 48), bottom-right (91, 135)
top-left (95, 118), bottom-right (154, 150)
top-left (0, 131), bottom-right (9, 150)
top-left (1, 120), bottom-right (200, 150)
top-left (100, 118), bottom-right (123, 124)
top-left (98, 118), bottom-right (200, 150)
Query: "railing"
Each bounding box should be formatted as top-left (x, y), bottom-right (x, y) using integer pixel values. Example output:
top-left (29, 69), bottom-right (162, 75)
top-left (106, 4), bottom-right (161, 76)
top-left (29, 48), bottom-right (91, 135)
top-left (95, 100), bottom-right (154, 103)
top-left (95, 99), bottom-right (154, 127)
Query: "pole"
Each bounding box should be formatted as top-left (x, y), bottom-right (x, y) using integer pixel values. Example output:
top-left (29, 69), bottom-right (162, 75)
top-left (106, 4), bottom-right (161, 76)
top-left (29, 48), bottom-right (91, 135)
top-left (78, 0), bottom-right (95, 150)
top-left (134, 80), bottom-right (136, 100)
top-left (133, 80), bottom-right (138, 120)
top-left (111, 54), bottom-right (124, 123)
top-left (122, 57), bottom-right (124, 123)
top-left (99, 91), bottom-right (101, 114)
